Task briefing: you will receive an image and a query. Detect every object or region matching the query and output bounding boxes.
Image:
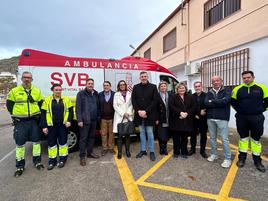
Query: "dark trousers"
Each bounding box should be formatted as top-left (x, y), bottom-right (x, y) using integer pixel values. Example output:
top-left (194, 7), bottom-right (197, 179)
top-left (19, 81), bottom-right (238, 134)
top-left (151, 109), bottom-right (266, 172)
top-left (157, 126), bottom-right (169, 152)
top-left (190, 120), bottom-right (207, 153)
top-left (172, 131), bottom-right (188, 155)
top-left (13, 119), bottom-right (41, 168)
top-left (47, 124), bottom-right (68, 164)
top-left (117, 134), bottom-right (131, 154)
top-left (236, 113), bottom-right (264, 162)
top-left (79, 121), bottom-right (96, 159)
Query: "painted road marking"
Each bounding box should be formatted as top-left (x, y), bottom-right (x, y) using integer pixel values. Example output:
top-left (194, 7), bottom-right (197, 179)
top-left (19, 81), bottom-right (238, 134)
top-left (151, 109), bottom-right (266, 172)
top-left (114, 138), bottom-right (267, 201)
top-left (217, 153), bottom-right (240, 201)
top-left (114, 154), bottom-right (144, 201)
top-left (0, 148), bottom-right (15, 164)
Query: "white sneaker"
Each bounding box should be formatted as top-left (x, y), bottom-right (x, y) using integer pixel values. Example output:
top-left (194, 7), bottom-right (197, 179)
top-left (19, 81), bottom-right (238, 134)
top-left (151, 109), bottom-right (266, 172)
top-left (207, 154), bottom-right (218, 162)
top-left (221, 159), bottom-right (232, 168)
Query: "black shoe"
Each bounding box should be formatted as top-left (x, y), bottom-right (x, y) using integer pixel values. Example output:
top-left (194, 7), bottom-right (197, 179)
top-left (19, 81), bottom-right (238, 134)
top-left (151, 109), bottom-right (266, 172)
top-left (236, 160), bottom-right (245, 168)
top-left (101, 150), bottom-right (108, 156)
top-left (136, 151), bottom-right (147, 159)
top-left (87, 153), bottom-right (100, 159)
top-left (188, 150), bottom-right (196, 156)
top-left (35, 163), bottom-right (44, 170)
top-left (150, 152), bottom-right (156, 161)
top-left (181, 154), bottom-right (188, 159)
top-left (255, 163), bottom-right (266, 172)
top-left (173, 154), bottom-right (179, 159)
top-left (126, 151), bottom-right (131, 158)
top-left (14, 168), bottom-right (24, 177)
top-left (47, 164), bottom-right (56, 171)
top-left (117, 152), bottom-right (122, 159)
top-left (57, 161), bottom-right (65, 168)
top-left (163, 149), bottom-right (168, 155)
top-left (200, 152), bottom-right (208, 159)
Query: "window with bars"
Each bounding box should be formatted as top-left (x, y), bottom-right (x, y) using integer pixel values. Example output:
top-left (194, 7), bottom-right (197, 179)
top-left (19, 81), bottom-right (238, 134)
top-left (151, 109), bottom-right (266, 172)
top-left (204, 0), bottom-right (241, 29)
top-left (163, 28), bottom-right (177, 53)
top-left (144, 48), bottom-right (151, 59)
top-left (201, 48), bottom-right (249, 91)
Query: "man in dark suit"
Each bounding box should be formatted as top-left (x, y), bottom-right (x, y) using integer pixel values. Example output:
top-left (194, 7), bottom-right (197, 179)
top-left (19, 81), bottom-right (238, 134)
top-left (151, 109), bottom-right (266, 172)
top-left (132, 71), bottom-right (158, 161)
top-left (188, 81), bottom-right (208, 158)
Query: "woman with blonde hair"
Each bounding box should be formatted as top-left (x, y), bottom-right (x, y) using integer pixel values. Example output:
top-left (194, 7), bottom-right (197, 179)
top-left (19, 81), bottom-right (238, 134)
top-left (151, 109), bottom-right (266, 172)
top-left (156, 81), bottom-right (170, 155)
top-left (169, 82), bottom-right (195, 158)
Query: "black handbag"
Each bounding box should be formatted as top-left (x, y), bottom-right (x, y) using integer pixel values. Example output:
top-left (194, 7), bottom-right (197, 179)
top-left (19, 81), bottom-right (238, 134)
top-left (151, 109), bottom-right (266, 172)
top-left (117, 118), bottom-right (135, 137)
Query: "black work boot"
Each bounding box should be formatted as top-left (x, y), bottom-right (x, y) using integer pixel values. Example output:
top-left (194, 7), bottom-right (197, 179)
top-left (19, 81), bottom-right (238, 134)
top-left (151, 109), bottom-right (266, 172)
top-left (237, 152), bottom-right (247, 168)
top-left (125, 136), bottom-right (131, 158)
top-left (236, 160), bottom-right (245, 168)
top-left (253, 154), bottom-right (266, 173)
top-left (14, 167), bottom-right (24, 177)
top-left (117, 137), bottom-right (123, 159)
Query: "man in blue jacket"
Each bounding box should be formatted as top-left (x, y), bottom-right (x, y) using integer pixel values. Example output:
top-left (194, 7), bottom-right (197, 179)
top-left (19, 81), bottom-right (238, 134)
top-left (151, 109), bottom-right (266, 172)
top-left (205, 76), bottom-right (232, 168)
top-left (76, 78), bottom-right (100, 166)
top-left (231, 71), bottom-right (268, 172)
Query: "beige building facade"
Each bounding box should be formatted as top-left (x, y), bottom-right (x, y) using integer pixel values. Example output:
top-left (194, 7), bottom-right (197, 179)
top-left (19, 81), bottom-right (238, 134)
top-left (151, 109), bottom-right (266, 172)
top-left (132, 0), bottom-right (268, 135)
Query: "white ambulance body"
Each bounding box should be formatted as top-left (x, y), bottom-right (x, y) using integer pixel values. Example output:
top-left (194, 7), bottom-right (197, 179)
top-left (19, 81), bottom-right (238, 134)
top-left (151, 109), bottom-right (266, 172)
top-left (17, 49), bottom-right (179, 96)
top-left (17, 49), bottom-right (179, 151)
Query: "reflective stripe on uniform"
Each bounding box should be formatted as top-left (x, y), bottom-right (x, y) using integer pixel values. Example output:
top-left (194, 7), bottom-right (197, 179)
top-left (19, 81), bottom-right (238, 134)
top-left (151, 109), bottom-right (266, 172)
top-left (238, 137), bottom-right (249, 153)
top-left (16, 145), bottom-right (25, 161)
top-left (251, 139), bottom-right (262, 156)
top-left (42, 95), bottom-right (72, 126)
top-left (11, 111), bottom-right (41, 118)
top-left (32, 143), bottom-right (41, 157)
top-left (59, 144), bottom-right (68, 157)
top-left (48, 145), bottom-right (57, 159)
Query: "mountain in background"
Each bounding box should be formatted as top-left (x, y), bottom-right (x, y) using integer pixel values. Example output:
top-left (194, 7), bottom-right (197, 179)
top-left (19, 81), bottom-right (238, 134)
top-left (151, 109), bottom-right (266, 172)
top-left (0, 56), bottom-right (19, 74)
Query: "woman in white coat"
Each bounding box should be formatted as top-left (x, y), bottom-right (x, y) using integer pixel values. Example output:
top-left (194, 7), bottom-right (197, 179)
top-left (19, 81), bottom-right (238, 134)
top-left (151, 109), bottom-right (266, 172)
top-left (113, 80), bottom-right (134, 159)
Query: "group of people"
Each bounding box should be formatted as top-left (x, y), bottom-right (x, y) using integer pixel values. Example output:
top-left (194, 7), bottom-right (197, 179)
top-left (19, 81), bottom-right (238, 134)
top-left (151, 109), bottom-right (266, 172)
top-left (6, 70), bottom-right (268, 177)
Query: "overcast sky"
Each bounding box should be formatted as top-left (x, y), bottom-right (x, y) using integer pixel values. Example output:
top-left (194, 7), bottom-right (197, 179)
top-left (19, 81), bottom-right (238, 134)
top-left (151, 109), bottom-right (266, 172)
top-left (0, 0), bottom-right (181, 60)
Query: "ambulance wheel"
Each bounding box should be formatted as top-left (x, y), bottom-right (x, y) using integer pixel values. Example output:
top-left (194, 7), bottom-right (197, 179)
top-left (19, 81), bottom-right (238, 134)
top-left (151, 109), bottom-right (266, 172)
top-left (67, 130), bottom-right (79, 153)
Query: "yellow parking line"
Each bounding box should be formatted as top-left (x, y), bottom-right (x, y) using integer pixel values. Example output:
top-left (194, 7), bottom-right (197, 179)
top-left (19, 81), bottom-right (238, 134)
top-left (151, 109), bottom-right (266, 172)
top-left (135, 151), bottom-right (173, 184)
top-left (137, 181), bottom-right (219, 200)
top-left (216, 153), bottom-right (245, 201)
top-left (114, 155), bottom-right (144, 201)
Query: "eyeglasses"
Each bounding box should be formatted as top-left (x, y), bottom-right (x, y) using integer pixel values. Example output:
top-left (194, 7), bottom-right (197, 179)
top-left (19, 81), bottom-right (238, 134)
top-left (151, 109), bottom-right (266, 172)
top-left (23, 76), bottom-right (32, 79)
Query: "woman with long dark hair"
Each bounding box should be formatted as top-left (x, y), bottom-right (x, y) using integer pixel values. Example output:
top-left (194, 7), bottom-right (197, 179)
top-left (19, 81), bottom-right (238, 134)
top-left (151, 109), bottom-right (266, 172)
top-left (113, 80), bottom-right (134, 159)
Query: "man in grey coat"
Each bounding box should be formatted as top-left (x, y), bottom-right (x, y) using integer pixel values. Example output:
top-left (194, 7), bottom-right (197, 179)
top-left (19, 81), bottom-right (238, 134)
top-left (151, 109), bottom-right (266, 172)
top-left (76, 78), bottom-right (100, 166)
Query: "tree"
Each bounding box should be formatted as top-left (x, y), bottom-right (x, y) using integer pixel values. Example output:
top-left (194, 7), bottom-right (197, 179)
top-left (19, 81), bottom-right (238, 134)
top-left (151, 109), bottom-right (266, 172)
top-left (0, 77), bottom-right (17, 96)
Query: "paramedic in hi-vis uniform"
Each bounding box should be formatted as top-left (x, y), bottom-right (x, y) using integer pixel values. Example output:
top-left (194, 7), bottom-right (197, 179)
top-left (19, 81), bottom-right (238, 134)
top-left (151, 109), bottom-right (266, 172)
top-left (231, 70), bottom-right (268, 172)
top-left (6, 71), bottom-right (44, 177)
top-left (41, 83), bottom-right (73, 170)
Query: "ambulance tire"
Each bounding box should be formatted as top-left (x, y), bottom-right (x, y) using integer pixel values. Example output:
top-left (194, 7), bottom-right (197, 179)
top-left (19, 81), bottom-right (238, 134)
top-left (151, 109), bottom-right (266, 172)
top-left (67, 129), bottom-right (79, 153)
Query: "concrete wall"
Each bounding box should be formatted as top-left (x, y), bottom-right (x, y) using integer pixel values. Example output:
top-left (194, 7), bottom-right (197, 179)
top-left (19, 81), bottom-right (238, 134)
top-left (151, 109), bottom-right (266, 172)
top-left (184, 37), bottom-right (268, 136)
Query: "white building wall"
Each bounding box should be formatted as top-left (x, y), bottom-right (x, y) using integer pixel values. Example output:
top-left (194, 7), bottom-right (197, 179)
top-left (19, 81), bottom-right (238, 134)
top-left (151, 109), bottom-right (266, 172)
top-left (171, 36), bottom-right (268, 136)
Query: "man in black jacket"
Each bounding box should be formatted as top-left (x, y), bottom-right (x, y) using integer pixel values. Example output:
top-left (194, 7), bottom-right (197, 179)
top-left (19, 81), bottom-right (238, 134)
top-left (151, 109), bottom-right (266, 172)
top-left (132, 71), bottom-right (158, 161)
top-left (188, 81), bottom-right (208, 158)
top-left (231, 71), bottom-right (268, 172)
top-left (76, 78), bottom-right (100, 166)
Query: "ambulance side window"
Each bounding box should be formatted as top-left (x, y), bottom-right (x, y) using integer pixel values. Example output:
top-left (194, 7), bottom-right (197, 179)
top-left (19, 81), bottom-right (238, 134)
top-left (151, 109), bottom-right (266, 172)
top-left (159, 75), bottom-right (178, 94)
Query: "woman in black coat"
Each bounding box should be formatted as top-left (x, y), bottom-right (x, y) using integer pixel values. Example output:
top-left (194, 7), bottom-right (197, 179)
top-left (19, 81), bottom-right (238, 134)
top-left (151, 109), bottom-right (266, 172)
top-left (169, 82), bottom-right (196, 158)
top-left (156, 81), bottom-right (170, 155)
